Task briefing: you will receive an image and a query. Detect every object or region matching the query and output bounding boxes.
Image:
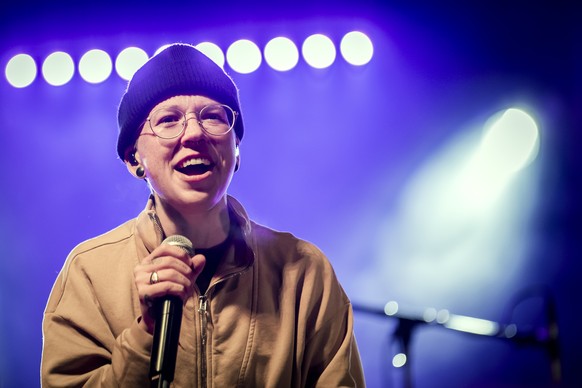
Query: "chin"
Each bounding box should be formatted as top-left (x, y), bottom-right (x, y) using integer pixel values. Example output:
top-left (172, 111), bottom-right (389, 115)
top-left (176, 190), bottom-right (227, 212)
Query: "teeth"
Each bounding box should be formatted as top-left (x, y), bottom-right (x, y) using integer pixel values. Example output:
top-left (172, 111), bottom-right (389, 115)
top-left (180, 158), bottom-right (211, 168)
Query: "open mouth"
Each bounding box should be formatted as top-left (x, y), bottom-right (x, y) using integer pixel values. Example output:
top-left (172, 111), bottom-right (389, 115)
top-left (176, 157), bottom-right (214, 176)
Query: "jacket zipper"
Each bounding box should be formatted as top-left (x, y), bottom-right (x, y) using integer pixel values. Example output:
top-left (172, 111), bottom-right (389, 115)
top-left (148, 212), bottom-right (166, 242)
top-left (198, 295), bottom-right (208, 388)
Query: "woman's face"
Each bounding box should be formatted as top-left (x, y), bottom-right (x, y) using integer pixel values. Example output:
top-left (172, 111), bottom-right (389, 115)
top-left (130, 95), bottom-right (239, 214)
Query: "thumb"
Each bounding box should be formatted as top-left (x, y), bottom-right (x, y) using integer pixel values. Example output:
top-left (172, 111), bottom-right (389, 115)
top-left (191, 253), bottom-right (206, 277)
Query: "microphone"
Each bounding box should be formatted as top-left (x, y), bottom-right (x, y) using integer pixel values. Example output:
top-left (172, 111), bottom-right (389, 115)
top-left (149, 235), bottom-right (195, 388)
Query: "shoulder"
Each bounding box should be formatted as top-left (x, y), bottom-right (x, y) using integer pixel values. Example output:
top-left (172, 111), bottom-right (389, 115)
top-left (67, 218), bottom-right (136, 261)
top-left (228, 195), bottom-right (342, 289)
top-left (228, 195), bottom-right (328, 266)
top-left (59, 218), bottom-right (138, 284)
top-left (250, 221), bottom-right (344, 292)
top-left (250, 221), bottom-right (326, 263)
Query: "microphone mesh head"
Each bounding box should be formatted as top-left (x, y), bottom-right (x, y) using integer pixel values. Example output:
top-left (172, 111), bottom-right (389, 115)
top-left (163, 235), bottom-right (195, 256)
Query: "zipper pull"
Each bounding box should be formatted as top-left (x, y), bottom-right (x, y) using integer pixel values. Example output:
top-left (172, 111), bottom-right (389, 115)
top-left (198, 295), bottom-right (208, 346)
top-left (198, 295), bottom-right (208, 314)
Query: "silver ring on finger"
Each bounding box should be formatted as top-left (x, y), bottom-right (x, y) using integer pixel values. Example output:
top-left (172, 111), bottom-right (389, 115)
top-left (149, 271), bottom-right (159, 285)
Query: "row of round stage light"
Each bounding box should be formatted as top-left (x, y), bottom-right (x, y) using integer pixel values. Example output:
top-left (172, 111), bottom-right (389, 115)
top-left (4, 32), bottom-right (373, 88)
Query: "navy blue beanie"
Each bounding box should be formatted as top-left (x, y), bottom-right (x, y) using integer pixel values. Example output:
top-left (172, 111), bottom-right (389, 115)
top-left (117, 43), bottom-right (244, 161)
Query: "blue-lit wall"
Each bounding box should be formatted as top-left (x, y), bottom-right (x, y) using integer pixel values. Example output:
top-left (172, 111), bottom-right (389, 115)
top-left (1, 1), bottom-right (579, 387)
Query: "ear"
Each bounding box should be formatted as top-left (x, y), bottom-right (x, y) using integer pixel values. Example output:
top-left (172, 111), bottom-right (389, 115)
top-left (234, 145), bottom-right (240, 172)
top-left (124, 149), bottom-right (144, 178)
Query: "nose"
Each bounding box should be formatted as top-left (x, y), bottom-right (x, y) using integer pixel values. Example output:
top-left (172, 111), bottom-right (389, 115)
top-left (181, 115), bottom-right (206, 143)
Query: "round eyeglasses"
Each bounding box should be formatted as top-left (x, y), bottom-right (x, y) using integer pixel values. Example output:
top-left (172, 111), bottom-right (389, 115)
top-left (146, 104), bottom-right (238, 139)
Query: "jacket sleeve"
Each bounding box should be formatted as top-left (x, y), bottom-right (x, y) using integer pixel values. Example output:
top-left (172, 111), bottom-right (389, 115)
top-left (41, 254), bottom-right (152, 387)
top-left (303, 300), bottom-right (366, 387)
top-left (297, 243), bottom-right (366, 387)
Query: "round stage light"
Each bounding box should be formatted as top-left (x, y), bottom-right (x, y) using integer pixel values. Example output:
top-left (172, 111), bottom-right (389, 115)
top-left (115, 47), bottom-right (149, 81)
top-left (196, 42), bottom-right (225, 68)
top-left (302, 34), bottom-right (336, 69)
top-left (153, 44), bottom-right (172, 56)
top-left (226, 39), bottom-right (262, 74)
top-left (480, 108), bottom-right (540, 173)
top-left (79, 49), bottom-right (112, 84)
top-left (42, 51), bottom-right (75, 86)
top-left (340, 31), bottom-right (374, 66)
top-left (5, 54), bottom-right (37, 88)
top-left (392, 353), bottom-right (407, 368)
top-left (264, 37), bottom-right (299, 72)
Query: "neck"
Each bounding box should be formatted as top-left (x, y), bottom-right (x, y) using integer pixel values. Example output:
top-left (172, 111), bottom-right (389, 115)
top-left (153, 195), bottom-right (231, 249)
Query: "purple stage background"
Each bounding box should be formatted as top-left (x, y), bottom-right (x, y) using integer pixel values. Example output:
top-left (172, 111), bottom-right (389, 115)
top-left (0, 1), bottom-right (579, 387)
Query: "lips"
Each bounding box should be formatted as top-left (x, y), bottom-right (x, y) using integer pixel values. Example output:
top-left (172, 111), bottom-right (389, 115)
top-left (175, 156), bottom-right (215, 176)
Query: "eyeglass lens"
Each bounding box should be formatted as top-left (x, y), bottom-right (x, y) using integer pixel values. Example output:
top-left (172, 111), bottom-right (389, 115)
top-left (149, 104), bottom-right (235, 138)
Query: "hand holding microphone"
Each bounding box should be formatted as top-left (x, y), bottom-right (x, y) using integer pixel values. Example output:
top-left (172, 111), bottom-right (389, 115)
top-left (134, 236), bottom-right (205, 333)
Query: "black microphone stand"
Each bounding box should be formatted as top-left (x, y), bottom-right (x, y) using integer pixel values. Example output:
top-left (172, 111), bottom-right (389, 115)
top-left (392, 317), bottom-right (419, 388)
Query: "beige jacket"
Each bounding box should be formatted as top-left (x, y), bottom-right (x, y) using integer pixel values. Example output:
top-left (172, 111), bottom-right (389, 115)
top-left (41, 196), bottom-right (365, 387)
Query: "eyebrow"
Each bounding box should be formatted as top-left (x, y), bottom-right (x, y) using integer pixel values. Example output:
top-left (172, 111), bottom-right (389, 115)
top-left (156, 104), bottom-right (187, 111)
top-left (155, 100), bottom-right (218, 112)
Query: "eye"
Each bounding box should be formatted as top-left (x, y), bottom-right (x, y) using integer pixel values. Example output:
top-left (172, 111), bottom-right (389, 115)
top-left (200, 105), bottom-right (231, 125)
top-left (151, 109), bottom-right (182, 127)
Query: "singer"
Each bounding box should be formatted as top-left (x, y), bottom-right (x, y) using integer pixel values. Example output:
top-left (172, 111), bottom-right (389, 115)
top-left (41, 43), bottom-right (365, 387)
